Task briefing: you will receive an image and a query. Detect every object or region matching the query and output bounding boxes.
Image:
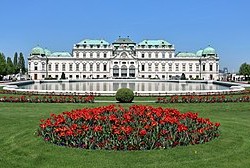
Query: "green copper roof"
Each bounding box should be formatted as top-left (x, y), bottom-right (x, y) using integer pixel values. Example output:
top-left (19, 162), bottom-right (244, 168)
top-left (44, 49), bottom-right (52, 56)
top-left (50, 52), bottom-right (72, 57)
top-left (202, 46), bottom-right (216, 55)
top-left (138, 40), bottom-right (171, 46)
top-left (77, 39), bottom-right (109, 45)
top-left (31, 46), bottom-right (45, 55)
top-left (196, 49), bottom-right (203, 57)
top-left (176, 52), bottom-right (196, 57)
top-left (113, 37), bottom-right (135, 44)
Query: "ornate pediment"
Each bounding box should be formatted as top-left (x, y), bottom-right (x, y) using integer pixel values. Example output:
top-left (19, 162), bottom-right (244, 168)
top-left (29, 55), bottom-right (43, 60)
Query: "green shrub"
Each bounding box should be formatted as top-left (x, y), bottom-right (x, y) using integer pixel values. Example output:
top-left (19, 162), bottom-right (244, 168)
top-left (115, 88), bottom-right (134, 103)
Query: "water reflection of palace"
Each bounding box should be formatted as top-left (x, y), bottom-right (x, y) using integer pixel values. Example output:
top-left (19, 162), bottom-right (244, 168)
top-left (24, 82), bottom-right (228, 92)
top-left (28, 37), bottom-right (219, 81)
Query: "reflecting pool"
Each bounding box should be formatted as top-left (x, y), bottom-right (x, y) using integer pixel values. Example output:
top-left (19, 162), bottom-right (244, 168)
top-left (19, 81), bottom-right (230, 92)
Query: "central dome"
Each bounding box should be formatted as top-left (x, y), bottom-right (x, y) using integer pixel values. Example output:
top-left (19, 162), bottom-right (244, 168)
top-left (31, 46), bottom-right (45, 56)
top-left (202, 46), bottom-right (216, 55)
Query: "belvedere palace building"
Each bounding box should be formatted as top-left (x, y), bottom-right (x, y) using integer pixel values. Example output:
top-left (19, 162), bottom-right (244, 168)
top-left (28, 37), bottom-right (219, 80)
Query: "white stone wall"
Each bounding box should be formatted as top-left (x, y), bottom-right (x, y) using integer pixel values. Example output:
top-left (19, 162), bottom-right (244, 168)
top-left (28, 43), bottom-right (219, 80)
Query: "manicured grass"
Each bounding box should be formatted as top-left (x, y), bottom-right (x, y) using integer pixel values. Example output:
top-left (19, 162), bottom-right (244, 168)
top-left (0, 102), bottom-right (250, 168)
top-left (95, 96), bottom-right (157, 101)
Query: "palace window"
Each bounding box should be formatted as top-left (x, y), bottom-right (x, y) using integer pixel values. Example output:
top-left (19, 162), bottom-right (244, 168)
top-left (83, 52), bottom-right (86, 58)
top-left (103, 64), bottom-right (107, 71)
top-left (90, 53), bottom-right (93, 58)
top-left (155, 64), bottom-right (158, 71)
top-left (155, 53), bottom-right (158, 58)
top-left (104, 53), bottom-right (107, 58)
top-left (83, 64), bottom-right (86, 71)
top-left (210, 64), bottom-right (213, 71)
top-left (42, 64), bottom-right (45, 71)
top-left (35, 66), bottom-right (38, 71)
top-left (96, 64), bottom-right (100, 71)
top-left (196, 64), bottom-right (199, 72)
top-left (141, 53), bottom-right (145, 58)
top-left (148, 64), bottom-right (152, 71)
top-left (48, 64), bottom-right (52, 71)
top-left (97, 53), bottom-right (100, 58)
top-left (216, 63), bottom-right (219, 71)
top-left (62, 64), bottom-right (66, 71)
top-left (175, 64), bottom-right (179, 71)
top-left (189, 64), bottom-right (193, 72)
top-left (148, 53), bottom-right (151, 58)
top-left (169, 53), bottom-right (172, 58)
top-left (162, 64), bottom-right (165, 71)
top-left (55, 64), bottom-right (59, 71)
top-left (69, 64), bottom-right (73, 71)
top-left (203, 64), bottom-right (206, 71)
top-left (76, 52), bottom-right (79, 58)
top-left (141, 64), bottom-right (145, 71)
top-left (169, 64), bottom-right (172, 71)
top-left (162, 52), bottom-right (165, 58)
top-left (182, 64), bottom-right (186, 71)
top-left (90, 64), bottom-right (93, 71)
top-left (76, 64), bottom-right (79, 71)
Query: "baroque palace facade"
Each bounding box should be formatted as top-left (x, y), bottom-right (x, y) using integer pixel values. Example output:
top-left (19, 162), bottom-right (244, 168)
top-left (28, 37), bottom-right (219, 80)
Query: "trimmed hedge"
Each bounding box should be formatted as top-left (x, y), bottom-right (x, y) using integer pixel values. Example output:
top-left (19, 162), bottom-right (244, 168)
top-left (115, 88), bottom-right (134, 103)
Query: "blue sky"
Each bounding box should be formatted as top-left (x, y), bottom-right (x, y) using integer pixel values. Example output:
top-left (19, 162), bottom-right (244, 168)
top-left (0, 0), bottom-right (249, 72)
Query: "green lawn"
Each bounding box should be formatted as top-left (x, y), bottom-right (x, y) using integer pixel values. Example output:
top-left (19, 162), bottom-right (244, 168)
top-left (0, 102), bottom-right (250, 168)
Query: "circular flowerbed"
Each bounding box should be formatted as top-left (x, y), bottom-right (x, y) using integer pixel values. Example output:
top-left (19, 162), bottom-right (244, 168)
top-left (38, 105), bottom-right (220, 150)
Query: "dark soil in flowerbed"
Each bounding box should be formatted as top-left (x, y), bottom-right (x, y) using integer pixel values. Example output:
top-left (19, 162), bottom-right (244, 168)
top-left (37, 105), bottom-right (220, 150)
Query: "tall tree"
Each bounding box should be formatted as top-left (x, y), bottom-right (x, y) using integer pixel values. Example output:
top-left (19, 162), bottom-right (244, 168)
top-left (6, 57), bottom-right (15, 75)
top-left (18, 52), bottom-right (25, 73)
top-left (0, 53), bottom-right (7, 77)
top-left (13, 52), bottom-right (18, 73)
top-left (239, 62), bottom-right (250, 80)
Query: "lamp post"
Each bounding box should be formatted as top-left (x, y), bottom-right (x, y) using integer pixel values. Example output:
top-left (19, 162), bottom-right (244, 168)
top-left (46, 55), bottom-right (49, 79)
top-left (199, 57), bottom-right (201, 79)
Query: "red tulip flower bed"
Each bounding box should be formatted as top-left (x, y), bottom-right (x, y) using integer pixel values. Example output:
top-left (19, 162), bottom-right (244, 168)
top-left (38, 105), bottom-right (220, 150)
top-left (0, 95), bottom-right (95, 103)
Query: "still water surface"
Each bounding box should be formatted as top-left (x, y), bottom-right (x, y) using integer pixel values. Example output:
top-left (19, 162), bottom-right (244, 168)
top-left (19, 81), bottom-right (229, 92)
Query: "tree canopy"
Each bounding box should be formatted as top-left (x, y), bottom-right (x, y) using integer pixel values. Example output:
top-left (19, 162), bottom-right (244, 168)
top-left (6, 57), bottom-right (15, 75)
top-left (239, 62), bottom-right (250, 80)
top-left (0, 53), bottom-right (7, 76)
top-left (18, 52), bottom-right (26, 73)
top-left (0, 52), bottom-right (26, 79)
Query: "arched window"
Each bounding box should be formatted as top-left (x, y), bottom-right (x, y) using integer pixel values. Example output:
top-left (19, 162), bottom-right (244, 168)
top-left (113, 65), bottom-right (119, 77)
top-left (129, 65), bottom-right (135, 77)
top-left (121, 65), bottom-right (127, 77)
